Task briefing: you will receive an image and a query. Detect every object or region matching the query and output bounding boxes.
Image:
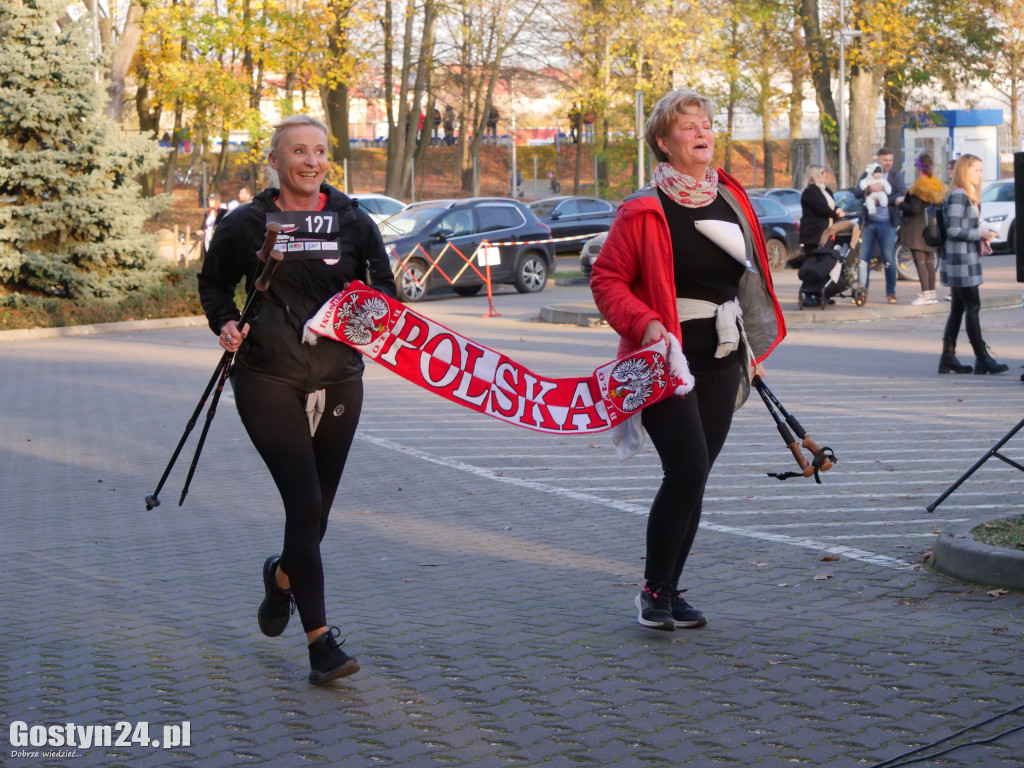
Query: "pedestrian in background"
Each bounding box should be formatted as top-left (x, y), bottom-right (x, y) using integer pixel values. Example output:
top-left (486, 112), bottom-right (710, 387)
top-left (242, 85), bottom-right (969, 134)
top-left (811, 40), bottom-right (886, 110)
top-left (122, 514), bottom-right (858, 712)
top-left (202, 194), bottom-right (225, 254)
top-left (937, 153), bottom-right (1008, 375)
top-left (486, 107), bottom-right (500, 142)
top-left (853, 147), bottom-right (906, 303)
top-left (198, 115), bottom-right (397, 683)
top-left (225, 186), bottom-right (252, 213)
top-left (799, 164), bottom-right (845, 263)
top-left (591, 88), bottom-right (784, 633)
top-left (442, 105), bottom-right (456, 146)
top-left (899, 154), bottom-right (945, 305)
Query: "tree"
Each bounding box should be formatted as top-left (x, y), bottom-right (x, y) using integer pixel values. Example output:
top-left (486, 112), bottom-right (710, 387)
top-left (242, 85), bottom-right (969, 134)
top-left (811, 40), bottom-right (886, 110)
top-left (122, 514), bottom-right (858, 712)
top-left (985, 0), bottom-right (1024, 152)
top-left (0, 0), bottom-right (164, 300)
top-left (381, 0), bottom-right (438, 197)
top-left (797, 0), bottom-right (839, 173)
top-left (438, 0), bottom-right (543, 193)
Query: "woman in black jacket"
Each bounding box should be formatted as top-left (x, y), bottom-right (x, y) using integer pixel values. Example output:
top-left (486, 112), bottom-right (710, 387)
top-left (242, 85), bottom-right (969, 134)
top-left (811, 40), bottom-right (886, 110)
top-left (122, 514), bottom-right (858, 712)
top-left (799, 165), bottom-right (845, 261)
top-left (198, 115), bottom-right (396, 684)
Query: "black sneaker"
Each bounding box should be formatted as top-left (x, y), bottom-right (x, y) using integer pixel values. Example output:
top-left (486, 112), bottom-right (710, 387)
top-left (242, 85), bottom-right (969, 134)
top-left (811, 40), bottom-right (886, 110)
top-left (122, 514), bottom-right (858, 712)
top-left (258, 556), bottom-right (294, 638)
top-left (634, 585), bottom-right (675, 631)
top-left (671, 589), bottom-right (707, 628)
top-left (308, 627), bottom-right (360, 684)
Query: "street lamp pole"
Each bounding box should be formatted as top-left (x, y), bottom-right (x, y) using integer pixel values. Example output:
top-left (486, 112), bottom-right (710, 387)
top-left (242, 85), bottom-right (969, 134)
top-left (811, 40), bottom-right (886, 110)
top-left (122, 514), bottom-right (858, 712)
top-left (837, 0), bottom-right (861, 189)
top-left (636, 90), bottom-right (645, 190)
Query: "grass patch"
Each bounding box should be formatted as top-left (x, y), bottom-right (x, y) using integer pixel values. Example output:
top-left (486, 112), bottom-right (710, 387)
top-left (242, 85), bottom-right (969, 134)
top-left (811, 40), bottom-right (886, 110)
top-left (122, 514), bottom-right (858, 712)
top-left (0, 263), bottom-right (208, 331)
top-left (971, 515), bottom-right (1024, 551)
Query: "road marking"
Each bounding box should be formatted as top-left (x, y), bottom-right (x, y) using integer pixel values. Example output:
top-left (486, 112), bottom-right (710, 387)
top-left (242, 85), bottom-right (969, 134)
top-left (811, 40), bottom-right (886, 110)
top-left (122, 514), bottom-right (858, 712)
top-left (357, 433), bottom-right (918, 571)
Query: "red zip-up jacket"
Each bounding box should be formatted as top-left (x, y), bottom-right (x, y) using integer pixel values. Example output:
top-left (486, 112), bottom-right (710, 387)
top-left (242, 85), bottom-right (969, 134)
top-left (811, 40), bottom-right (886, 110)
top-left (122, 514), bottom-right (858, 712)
top-left (591, 170), bottom-right (785, 374)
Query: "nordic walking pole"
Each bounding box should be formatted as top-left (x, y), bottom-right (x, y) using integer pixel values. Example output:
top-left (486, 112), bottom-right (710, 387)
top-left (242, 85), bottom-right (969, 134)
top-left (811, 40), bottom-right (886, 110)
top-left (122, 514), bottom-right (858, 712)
top-left (753, 376), bottom-right (836, 474)
top-left (144, 223), bottom-right (282, 510)
top-left (753, 377), bottom-right (813, 478)
top-left (144, 351), bottom-right (230, 510)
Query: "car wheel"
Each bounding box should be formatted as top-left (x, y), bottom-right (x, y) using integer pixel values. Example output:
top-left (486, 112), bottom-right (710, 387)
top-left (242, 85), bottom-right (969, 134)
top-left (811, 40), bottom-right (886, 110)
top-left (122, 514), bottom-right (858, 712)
top-left (452, 284), bottom-right (482, 297)
top-left (396, 258), bottom-right (428, 302)
top-left (765, 238), bottom-right (787, 270)
top-left (514, 251), bottom-right (548, 293)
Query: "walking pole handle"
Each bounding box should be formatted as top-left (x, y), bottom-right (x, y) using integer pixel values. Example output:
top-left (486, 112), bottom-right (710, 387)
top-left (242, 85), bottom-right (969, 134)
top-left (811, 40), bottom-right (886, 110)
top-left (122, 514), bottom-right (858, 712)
top-left (802, 435), bottom-right (834, 472)
top-left (788, 442), bottom-right (814, 477)
top-left (254, 222), bottom-right (283, 292)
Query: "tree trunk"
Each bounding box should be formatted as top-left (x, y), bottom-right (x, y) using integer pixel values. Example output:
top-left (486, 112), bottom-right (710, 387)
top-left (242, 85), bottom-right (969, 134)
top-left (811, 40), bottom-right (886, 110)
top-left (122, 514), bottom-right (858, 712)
top-left (134, 64), bottom-right (162, 197)
top-left (847, 63), bottom-right (880, 183)
top-left (415, 86), bottom-right (436, 172)
top-left (762, 97), bottom-right (775, 187)
top-left (324, 0), bottom-right (356, 166)
top-left (789, 23), bottom-right (804, 142)
top-left (883, 73), bottom-right (905, 172)
top-left (573, 143), bottom-right (582, 195)
top-left (392, 0), bottom-right (435, 198)
top-left (323, 83), bottom-right (351, 167)
top-left (104, 2), bottom-right (145, 123)
top-left (211, 128), bottom-right (230, 188)
top-left (384, 0), bottom-right (415, 195)
top-left (798, 0), bottom-right (838, 172)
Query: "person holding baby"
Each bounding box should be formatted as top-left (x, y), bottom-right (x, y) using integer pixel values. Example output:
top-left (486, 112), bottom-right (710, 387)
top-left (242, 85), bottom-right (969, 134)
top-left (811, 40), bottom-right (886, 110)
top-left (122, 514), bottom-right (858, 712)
top-left (853, 147), bottom-right (907, 304)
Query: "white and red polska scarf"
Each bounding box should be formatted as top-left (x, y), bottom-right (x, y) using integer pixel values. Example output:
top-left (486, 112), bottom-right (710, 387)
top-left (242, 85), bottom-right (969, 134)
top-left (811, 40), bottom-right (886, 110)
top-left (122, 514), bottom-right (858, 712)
top-left (303, 282), bottom-right (693, 435)
top-left (652, 162), bottom-right (719, 208)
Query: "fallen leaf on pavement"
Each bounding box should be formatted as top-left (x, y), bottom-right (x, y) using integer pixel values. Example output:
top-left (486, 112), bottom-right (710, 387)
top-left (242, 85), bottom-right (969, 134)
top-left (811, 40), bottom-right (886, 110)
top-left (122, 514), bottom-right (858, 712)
top-left (988, 589), bottom-right (1009, 597)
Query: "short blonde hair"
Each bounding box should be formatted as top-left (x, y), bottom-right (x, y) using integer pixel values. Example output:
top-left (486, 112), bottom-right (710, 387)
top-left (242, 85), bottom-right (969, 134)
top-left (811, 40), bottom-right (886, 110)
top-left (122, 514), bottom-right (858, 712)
top-left (804, 164), bottom-right (828, 187)
top-left (269, 115), bottom-right (329, 157)
top-left (949, 154), bottom-right (982, 205)
top-left (645, 89), bottom-right (715, 163)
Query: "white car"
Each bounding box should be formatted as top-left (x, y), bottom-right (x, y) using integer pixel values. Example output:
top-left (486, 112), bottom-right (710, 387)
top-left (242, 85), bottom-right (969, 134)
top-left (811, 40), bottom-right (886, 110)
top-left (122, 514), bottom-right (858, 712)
top-left (352, 193), bottom-right (406, 231)
top-left (980, 180), bottom-right (1016, 254)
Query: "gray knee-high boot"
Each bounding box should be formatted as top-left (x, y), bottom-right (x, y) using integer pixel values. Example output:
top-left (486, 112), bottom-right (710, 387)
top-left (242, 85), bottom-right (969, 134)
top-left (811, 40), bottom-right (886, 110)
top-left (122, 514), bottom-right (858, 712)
top-left (938, 340), bottom-right (972, 374)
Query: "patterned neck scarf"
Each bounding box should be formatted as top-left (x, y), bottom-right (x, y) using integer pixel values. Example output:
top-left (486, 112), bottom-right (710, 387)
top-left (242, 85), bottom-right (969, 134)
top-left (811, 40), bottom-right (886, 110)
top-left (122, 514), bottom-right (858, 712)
top-left (653, 162), bottom-right (719, 208)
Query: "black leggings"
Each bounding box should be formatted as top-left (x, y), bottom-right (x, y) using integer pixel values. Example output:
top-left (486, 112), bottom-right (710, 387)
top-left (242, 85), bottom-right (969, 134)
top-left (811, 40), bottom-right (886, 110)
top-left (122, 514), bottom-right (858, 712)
top-left (943, 285), bottom-right (982, 350)
top-left (232, 372), bottom-right (363, 632)
top-left (640, 362), bottom-right (742, 587)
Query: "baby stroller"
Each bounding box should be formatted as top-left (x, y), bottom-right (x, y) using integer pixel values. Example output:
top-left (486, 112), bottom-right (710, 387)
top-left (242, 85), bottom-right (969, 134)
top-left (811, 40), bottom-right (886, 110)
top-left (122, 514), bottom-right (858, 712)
top-left (797, 220), bottom-right (865, 309)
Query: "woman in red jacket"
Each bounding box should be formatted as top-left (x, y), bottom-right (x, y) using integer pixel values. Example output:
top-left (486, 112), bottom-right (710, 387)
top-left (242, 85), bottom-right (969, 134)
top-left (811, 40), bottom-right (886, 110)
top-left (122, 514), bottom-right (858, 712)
top-left (591, 89), bottom-right (784, 631)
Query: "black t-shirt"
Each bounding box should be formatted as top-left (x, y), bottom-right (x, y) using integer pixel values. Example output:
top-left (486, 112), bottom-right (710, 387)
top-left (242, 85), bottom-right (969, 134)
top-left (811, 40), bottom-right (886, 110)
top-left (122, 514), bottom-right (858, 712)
top-left (657, 188), bottom-right (747, 368)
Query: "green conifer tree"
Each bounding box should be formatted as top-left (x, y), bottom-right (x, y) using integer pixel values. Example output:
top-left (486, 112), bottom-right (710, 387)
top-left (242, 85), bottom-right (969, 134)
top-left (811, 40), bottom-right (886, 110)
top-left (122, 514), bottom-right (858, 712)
top-left (0, 0), bottom-right (165, 300)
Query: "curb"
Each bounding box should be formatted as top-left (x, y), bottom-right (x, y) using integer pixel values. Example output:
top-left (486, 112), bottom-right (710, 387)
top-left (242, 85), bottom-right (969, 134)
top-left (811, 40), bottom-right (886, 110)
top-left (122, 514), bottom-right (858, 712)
top-left (0, 315), bottom-right (208, 342)
top-left (538, 293), bottom-right (1023, 328)
top-left (930, 514), bottom-right (1024, 591)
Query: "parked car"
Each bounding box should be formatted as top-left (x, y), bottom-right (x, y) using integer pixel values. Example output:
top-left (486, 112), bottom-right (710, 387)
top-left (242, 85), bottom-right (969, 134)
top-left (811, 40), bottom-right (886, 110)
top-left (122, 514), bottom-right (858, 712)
top-left (747, 195), bottom-right (801, 269)
top-left (353, 192), bottom-right (406, 229)
top-left (747, 187), bottom-right (803, 220)
top-left (580, 194), bottom-right (800, 275)
top-left (832, 188), bottom-right (863, 219)
top-left (980, 179), bottom-right (1016, 254)
top-left (383, 197), bottom-right (555, 302)
top-left (528, 196), bottom-right (617, 253)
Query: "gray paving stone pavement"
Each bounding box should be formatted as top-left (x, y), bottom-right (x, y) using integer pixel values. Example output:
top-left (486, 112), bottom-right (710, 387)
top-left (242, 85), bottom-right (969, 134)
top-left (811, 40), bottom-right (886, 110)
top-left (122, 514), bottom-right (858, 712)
top-left (2, 257), bottom-right (1024, 767)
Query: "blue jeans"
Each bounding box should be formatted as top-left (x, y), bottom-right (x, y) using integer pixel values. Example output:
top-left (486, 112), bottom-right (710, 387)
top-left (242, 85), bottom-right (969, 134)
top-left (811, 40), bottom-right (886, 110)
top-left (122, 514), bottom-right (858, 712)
top-left (858, 218), bottom-right (898, 297)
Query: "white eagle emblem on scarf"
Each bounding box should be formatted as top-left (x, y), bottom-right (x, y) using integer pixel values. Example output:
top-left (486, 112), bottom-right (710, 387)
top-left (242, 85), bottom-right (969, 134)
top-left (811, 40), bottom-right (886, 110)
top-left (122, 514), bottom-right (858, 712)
top-left (333, 294), bottom-right (389, 346)
top-left (609, 355), bottom-right (666, 412)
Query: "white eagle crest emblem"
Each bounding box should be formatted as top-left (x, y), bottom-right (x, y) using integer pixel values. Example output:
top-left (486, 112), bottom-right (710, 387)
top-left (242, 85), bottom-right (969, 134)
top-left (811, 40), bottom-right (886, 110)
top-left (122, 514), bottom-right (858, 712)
top-left (333, 294), bottom-right (390, 346)
top-left (609, 354), bottom-right (666, 412)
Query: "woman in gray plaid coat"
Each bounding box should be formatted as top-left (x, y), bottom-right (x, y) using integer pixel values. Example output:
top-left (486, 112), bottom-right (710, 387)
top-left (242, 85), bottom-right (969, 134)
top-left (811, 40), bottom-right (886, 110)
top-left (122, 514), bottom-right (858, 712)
top-left (938, 154), bottom-right (1008, 375)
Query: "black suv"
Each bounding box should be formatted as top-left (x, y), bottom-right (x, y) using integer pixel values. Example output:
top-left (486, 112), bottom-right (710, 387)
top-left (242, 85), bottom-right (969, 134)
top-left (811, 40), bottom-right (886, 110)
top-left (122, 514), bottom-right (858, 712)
top-left (380, 198), bottom-right (556, 302)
